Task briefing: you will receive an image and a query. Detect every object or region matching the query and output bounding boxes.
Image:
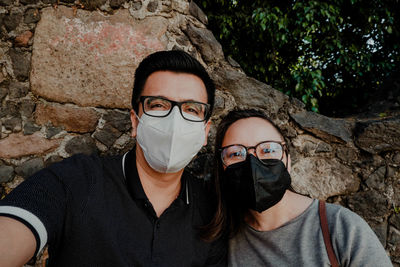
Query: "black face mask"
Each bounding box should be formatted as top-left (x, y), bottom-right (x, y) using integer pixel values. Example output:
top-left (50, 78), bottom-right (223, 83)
top-left (222, 154), bottom-right (291, 213)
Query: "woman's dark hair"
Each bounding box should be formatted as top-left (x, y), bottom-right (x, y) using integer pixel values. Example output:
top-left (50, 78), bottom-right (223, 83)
top-left (131, 50), bottom-right (215, 119)
top-left (203, 108), bottom-right (289, 242)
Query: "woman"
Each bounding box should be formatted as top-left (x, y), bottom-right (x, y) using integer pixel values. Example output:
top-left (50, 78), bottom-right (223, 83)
top-left (208, 109), bottom-right (392, 266)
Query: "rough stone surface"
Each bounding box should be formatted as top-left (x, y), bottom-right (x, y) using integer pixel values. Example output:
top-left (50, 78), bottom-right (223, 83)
top-left (65, 135), bottom-right (98, 156)
top-left (370, 221), bottom-right (388, 247)
top-left (393, 153), bottom-right (400, 165)
top-left (19, 98), bottom-right (36, 117)
top-left (189, 1), bottom-right (208, 25)
top-left (185, 24), bottom-right (224, 64)
top-left (347, 191), bottom-right (390, 221)
top-left (9, 81), bottom-right (28, 99)
top-left (147, 0), bottom-right (158, 12)
top-left (0, 100), bottom-right (19, 117)
top-left (14, 31), bottom-right (33, 47)
top-left (355, 116), bottom-right (400, 154)
top-left (110, 0), bottom-right (125, 8)
top-left (292, 135), bottom-right (332, 156)
top-left (390, 213), bottom-right (400, 230)
top-left (31, 6), bottom-right (168, 109)
top-left (291, 157), bottom-right (360, 199)
top-left (389, 227), bottom-right (400, 247)
top-left (93, 123), bottom-right (122, 147)
top-left (0, 0), bottom-right (13, 6)
top-left (0, 85), bottom-right (7, 101)
top-left (80, 0), bottom-right (107, 10)
top-left (3, 10), bottom-right (22, 32)
top-left (24, 8), bottom-right (41, 24)
top-left (46, 126), bottom-right (63, 139)
top-left (3, 117), bottom-right (22, 132)
top-left (0, 132), bottom-right (61, 158)
top-left (291, 111), bottom-right (352, 143)
top-left (20, 0), bottom-right (39, 4)
top-left (336, 146), bottom-right (358, 163)
top-left (9, 49), bottom-right (31, 81)
top-left (103, 110), bottom-right (131, 132)
top-left (15, 157), bottom-right (44, 178)
top-left (0, 165), bottom-right (14, 183)
top-left (23, 120), bottom-right (41, 135)
top-left (35, 102), bottom-right (100, 133)
top-left (44, 155), bottom-right (63, 167)
top-left (365, 166), bottom-right (387, 191)
top-left (212, 68), bottom-right (288, 117)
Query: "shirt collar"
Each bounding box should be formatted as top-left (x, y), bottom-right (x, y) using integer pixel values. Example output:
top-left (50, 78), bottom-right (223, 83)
top-left (122, 148), bottom-right (189, 205)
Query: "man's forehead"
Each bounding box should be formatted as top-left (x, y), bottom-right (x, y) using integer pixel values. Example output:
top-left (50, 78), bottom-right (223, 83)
top-left (141, 71), bottom-right (208, 103)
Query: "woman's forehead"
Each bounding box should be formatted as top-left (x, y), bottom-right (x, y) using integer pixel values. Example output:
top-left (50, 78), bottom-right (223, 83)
top-left (222, 117), bottom-right (283, 147)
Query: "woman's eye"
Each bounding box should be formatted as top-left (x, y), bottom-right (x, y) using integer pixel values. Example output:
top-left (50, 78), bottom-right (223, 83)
top-left (229, 151), bottom-right (242, 158)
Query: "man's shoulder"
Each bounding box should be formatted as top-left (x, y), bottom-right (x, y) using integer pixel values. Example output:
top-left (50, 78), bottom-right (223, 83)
top-left (47, 153), bottom-right (121, 173)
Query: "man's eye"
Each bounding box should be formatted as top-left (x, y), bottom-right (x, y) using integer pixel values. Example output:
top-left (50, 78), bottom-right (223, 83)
top-left (186, 107), bottom-right (199, 115)
top-left (147, 100), bottom-right (170, 110)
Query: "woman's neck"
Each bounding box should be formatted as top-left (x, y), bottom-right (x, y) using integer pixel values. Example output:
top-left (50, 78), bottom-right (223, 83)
top-left (245, 190), bottom-right (313, 231)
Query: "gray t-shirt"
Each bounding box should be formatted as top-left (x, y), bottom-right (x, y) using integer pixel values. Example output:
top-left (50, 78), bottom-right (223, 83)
top-left (229, 200), bottom-right (392, 267)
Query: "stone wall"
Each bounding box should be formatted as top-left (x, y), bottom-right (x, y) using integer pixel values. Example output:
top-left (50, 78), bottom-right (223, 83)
top-left (0, 0), bottom-right (399, 265)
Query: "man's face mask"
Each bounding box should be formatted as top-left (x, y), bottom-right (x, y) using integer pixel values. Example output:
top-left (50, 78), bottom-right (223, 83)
top-left (136, 106), bottom-right (206, 173)
top-left (222, 154), bottom-right (291, 213)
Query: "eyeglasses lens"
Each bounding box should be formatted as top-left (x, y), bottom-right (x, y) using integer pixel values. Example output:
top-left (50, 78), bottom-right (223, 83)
top-left (256, 142), bottom-right (283, 160)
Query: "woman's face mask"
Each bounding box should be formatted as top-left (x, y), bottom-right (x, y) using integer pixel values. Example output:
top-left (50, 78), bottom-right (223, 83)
top-left (136, 107), bottom-right (206, 173)
top-left (223, 154), bottom-right (291, 213)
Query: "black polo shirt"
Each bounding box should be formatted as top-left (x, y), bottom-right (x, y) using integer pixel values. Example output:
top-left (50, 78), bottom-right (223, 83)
top-left (0, 150), bottom-right (226, 266)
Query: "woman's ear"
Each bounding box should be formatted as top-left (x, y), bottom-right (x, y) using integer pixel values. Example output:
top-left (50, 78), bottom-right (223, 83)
top-left (130, 109), bottom-right (139, 138)
top-left (287, 154), bottom-right (291, 174)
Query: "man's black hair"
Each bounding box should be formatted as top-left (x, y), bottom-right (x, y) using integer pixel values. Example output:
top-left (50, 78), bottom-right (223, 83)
top-left (131, 50), bottom-right (215, 119)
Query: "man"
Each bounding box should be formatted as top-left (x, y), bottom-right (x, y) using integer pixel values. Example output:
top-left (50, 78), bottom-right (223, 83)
top-left (0, 50), bottom-right (226, 266)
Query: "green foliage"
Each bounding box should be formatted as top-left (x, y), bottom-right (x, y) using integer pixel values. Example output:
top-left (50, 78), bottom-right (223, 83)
top-left (199, 0), bottom-right (400, 116)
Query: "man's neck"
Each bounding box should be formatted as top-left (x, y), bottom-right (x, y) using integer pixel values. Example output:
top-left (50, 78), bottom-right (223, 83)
top-left (135, 147), bottom-right (184, 217)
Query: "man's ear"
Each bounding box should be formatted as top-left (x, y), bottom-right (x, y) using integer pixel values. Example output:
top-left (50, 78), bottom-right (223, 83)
top-left (287, 154), bottom-right (291, 174)
top-left (203, 120), bottom-right (212, 146)
top-left (130, 109), bottom-right (139, 138)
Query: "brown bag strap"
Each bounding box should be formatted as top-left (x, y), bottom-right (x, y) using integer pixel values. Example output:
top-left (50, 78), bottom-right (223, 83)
top-left (319, 200), bottom-right (340, 267)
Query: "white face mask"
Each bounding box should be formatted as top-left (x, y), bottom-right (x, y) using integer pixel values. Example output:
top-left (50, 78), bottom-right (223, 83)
top-left (136, 106), bottom-right (206, 173)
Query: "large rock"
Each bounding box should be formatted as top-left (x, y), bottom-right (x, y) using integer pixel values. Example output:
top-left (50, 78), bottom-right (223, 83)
top-left (15, 157), bottom-right (44, 178)
top-left (355, 116), bottom-right (400, 154)
top-left (0, 165), bottom-right (14, 183)
top-left (292, 134), bottom-right (332, 156)
top-left (31, 6), bottom-right (168, 109)
top-left (185, 24), bottom-right (224, 64)
top-left (291, 111), bottom-right (352, 143)
top-left (65, 135), bottom-right (98, 155)
top-left (0, 132), bottom-right (61, 158)
top-left (347, 190), bottom-right (390, 222)
top-left (35, 102), bottom-right (100, 133)
top-left (9, 49), bottom-right (31, 81)
top-left (291, 157), bottom-right (359, 199)
top-left (212, 68), bottom-right (288, 117)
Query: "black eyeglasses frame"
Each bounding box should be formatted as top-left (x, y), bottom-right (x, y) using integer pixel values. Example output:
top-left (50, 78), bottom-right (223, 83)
top-left (139, 96), bottom-right (210, 122)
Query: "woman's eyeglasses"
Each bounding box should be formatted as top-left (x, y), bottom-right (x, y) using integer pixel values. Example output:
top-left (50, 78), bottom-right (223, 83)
top-left (220, 141), bottom-right (287, 166)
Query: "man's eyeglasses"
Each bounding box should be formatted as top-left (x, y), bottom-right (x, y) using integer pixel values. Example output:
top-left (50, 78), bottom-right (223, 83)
top-left (220, 141), bottom-right (287, 166)
top-left (139, 96), bottom-right (210, 122)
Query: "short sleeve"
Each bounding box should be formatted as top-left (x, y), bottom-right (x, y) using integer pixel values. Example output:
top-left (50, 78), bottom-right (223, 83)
top-left (328, 205), bottom-right (393, 267)
top-left (0, 167), bottom-right (67, 256)
top-left (0, 154), bottom-right (99, 257)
